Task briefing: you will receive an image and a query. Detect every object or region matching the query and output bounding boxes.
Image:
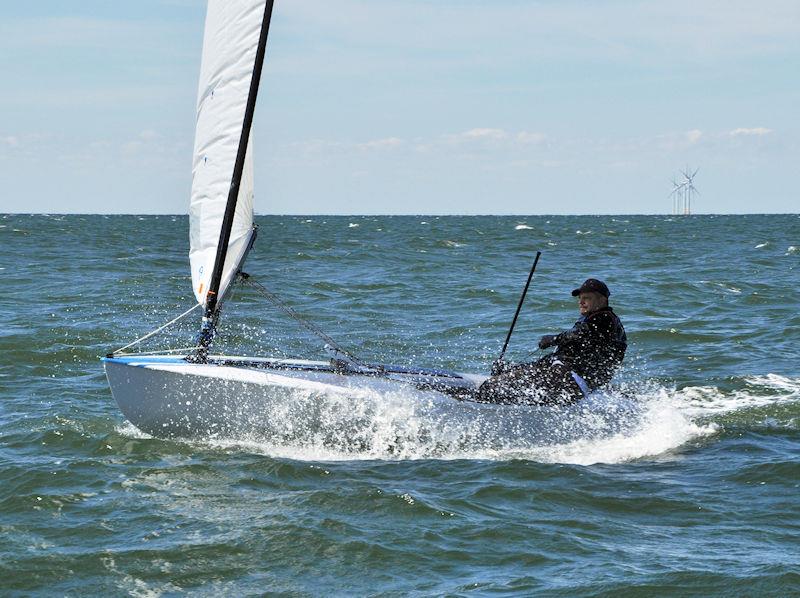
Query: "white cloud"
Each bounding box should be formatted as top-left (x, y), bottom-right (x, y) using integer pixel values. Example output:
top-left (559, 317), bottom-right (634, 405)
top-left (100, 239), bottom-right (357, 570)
top-left (437, 128), bottom-right (547, 151)
top-left (295, 131), bottom-right (542, 154)
top-left (138, 129), bottom-right (161, 141)
top-left (356, 137), bottom-right (403, 150)
top-left (729, 127), bottom-right (773, 137)
top-left (291, 139), bottom-right (342, 154)
top-left (120, 129), bottom-right (175, 156)
top-left (686, 129), bottom-right (703, 144)
top-left (517, 131), bottom-right (546, 144)
top-left (649, 129), bottom-right (704, 152)
top-left (441, 128), bottom-right (510, 146)
top-left (287, 126), bottom-right (739, 162)
top-left (460, 128), bottom-right (508, 140)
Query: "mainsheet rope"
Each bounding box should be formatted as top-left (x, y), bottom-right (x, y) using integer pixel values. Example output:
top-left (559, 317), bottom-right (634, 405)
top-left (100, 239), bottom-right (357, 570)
top-left (239, 273), bottom-right (365, 366)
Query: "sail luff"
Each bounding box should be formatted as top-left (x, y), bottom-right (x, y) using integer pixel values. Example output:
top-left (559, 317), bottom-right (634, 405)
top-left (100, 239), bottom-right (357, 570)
top-left (203, 0), bottom-right (274, 321)
top-left (189, 0), bottom-right (274, 312)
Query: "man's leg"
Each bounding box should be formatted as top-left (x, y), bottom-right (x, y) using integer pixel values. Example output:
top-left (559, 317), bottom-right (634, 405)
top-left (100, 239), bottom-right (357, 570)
top-left (476, 355), bottom-right (584, 405)
top-left (475, 357), bottom-right (551, 404)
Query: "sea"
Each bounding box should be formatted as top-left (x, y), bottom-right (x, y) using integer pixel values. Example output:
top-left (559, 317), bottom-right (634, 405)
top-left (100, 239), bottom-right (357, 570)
top-left (1, 213), bottom-right (799, 596)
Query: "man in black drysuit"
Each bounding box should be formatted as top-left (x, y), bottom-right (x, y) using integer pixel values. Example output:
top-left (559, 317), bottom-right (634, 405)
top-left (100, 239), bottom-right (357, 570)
top-left (476, 278), bottom-right (627, 405)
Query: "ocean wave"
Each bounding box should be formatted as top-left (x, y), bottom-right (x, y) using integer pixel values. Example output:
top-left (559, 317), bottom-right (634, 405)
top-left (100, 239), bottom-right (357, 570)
top-left (678, 374), bottom-right (800, 417)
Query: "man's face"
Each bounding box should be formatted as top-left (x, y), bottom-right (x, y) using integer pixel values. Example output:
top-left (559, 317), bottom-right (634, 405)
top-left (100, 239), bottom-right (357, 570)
top-left (578, 291), bottom-right (606, 316)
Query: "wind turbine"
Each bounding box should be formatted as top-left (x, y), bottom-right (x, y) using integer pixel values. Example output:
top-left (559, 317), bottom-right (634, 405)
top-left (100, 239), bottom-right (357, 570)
top-left (681, 167), bottom-right (699, 214)
top-left (669, 177), bottom-right (686, 215)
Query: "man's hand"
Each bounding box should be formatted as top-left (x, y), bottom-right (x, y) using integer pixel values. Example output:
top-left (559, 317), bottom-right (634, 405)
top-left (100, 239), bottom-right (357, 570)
top-left (491, 359), bottom-right (511, 376)
top-left (538, 334), bottom-right (557, 349)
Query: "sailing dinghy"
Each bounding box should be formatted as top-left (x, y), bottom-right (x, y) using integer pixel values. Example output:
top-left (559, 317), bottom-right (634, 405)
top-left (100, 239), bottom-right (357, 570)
top-left (104, 0), bottom-right (639, 446)
top-left (104, 0), bottom-right (492, 440)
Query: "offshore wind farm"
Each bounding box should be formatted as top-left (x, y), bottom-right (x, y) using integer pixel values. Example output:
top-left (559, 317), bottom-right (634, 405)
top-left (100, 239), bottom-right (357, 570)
top-left (670, 167), bottom-right (700, 215)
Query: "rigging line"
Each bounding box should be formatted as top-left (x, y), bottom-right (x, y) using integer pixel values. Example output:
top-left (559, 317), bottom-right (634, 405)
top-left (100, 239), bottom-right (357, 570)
top-left (110, 303), bottom-right (202, 355)
top-left (113, 347), bottom-right (203, 357)
top-left (239, 274), bottom-right (366, 366)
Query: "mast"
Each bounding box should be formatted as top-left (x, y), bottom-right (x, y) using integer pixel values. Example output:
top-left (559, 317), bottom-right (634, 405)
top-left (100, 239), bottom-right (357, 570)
top-left (198, 0), bottom-right (276, 354)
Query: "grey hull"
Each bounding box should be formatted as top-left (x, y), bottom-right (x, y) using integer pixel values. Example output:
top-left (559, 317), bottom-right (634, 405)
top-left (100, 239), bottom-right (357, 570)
top-left (104, 356), bottom-right (641, 452)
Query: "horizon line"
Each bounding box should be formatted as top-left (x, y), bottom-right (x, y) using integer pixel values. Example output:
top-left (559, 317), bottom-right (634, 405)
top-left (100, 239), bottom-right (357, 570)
top-left (3, 212), bottom-right (798, 217)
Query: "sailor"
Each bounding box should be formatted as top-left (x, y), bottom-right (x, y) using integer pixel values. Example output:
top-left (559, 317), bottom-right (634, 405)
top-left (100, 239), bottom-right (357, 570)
top-left (476, 278), bottom-right (627, 405)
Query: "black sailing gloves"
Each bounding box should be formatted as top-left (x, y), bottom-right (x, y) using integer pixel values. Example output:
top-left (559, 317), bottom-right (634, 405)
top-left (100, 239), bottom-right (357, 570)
top-left (538, 334), bottom-right (557, 350)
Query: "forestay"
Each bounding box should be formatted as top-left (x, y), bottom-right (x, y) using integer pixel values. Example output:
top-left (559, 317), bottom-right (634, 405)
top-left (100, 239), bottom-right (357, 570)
top-left (189, 0), bottom-right (265, 307)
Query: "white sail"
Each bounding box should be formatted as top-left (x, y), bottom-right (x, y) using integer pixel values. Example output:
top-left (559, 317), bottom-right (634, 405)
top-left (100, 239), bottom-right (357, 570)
top-left (189, 0), bottom-right (265, 307)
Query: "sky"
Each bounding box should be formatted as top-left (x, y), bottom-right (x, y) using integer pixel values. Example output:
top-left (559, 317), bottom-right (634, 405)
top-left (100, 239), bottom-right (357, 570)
top-left (1, 0), bottom-right (798, 215)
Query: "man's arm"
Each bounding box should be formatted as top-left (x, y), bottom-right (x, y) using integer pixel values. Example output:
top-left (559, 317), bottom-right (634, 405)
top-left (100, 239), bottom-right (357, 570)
top-left (538, 322), bottom-right (589, 349)
top-left (553, 320), bottom-right (592, 346)
top-left (545, 312), bottom-right (615, 349)
top-left (538, 324), bottom-right (588, 349)
top-left (538, 334), bottom-right (558, 349)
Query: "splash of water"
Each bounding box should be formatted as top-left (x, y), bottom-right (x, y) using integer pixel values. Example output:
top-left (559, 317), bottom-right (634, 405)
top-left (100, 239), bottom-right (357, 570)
top-left (117, 387), bottom-right (732, 466)
top-left (115, 374), bottom-right (800, 465)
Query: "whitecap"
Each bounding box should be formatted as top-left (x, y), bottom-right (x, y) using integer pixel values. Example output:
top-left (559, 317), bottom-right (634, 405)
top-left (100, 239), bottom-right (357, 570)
top-left (348, 223), bottom-right (359, 228)
top-left (679, 374), bottom-right (800, 417)
top-left (515, 224), bottom-right (532, 230)
top-left (714, 282), bottom-right (741, 294)
top-left (754, 242), bottom-right (769, 249)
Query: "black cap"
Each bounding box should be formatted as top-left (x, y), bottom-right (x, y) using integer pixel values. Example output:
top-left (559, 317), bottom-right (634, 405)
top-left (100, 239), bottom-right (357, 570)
top-left (571, 278), bottom-right (610, 298)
